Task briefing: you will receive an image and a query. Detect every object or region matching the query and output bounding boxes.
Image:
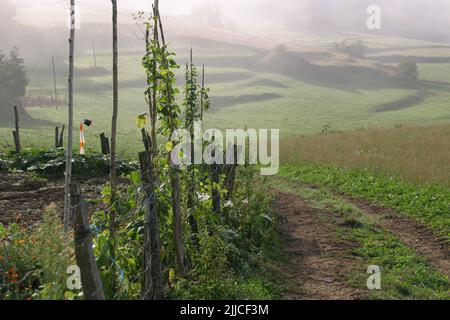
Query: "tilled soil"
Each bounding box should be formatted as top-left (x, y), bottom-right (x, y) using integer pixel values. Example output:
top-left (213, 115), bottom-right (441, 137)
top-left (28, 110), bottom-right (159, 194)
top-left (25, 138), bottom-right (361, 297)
top-left (0, 172), bottom-right (113, 227)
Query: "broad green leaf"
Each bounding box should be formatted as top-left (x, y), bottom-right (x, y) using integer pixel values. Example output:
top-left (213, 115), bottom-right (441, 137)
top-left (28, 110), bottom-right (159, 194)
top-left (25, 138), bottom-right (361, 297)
top-left (165, 141), bottom-right (174, 152)
top-left (136, 113), bottom-right (148, 128)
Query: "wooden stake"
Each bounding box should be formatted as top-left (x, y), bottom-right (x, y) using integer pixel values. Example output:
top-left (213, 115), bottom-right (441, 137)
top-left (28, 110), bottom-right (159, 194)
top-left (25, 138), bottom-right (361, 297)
top-left (154, 0), bottom-right (187, 273)
top-left (211, 162), bottom-right (221, 216)
top-left (70, 183), bottom-right (106, 300)
top-left (209, 134), bottom-right (221, 216)
top-left (92, 39), bottom-right (97, 68)
top-left (64, 0), bottom-right (76, 231)
top-left (139, 151), bottom-right (163, 300)
top-left (225, 144), bottom-right (239, 200)
top-left (200, 65), bottom-right (205, 122)
top-left (55, 126), bottom-right (60, 149)
top-left (141, 128), bottom-right (152, 153)
top-left (100, 132), bottom-right (110, 155)
top-left (13, 106), bottom-right (21, 153)
top-left (52, 56), bottom-right (58, 109)
top-left (58, 124), bottom-right (65, 148)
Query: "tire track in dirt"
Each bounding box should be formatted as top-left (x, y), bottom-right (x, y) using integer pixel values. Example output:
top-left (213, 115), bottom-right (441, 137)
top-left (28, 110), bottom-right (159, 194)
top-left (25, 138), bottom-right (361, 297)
top-left (340, 194), bottom-right (450, 279)
top-left (271, 189), bottom-right (366, 300)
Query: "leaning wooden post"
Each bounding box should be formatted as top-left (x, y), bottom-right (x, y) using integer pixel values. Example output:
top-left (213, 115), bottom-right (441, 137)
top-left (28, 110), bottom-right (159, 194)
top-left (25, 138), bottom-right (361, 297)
top-left (58, 125), bottom-right (65, 148)
top-left (139, 151), bottom-right (163, 300)
top-left (12, 106), bottom-right (21, 153)
top-left (70, 183), bottom-right (105, 300)
top-left (55, 127), bottom-right (60, 149)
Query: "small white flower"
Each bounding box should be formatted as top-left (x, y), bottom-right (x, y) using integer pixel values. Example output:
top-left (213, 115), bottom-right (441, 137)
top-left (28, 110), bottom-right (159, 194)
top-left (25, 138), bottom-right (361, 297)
top-left (224, 200), bottom-right (233, 208)
top-left (242, 198), bottom-right (249, 205)
top-left (197, 192), bottom-right (210, 202)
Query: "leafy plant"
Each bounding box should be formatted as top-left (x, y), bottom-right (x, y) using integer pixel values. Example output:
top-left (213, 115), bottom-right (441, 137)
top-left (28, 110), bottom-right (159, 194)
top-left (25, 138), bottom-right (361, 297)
top-left (0, 206), bottom-right (75, 300)
top-left (0, 148), bottom-right (138, 177)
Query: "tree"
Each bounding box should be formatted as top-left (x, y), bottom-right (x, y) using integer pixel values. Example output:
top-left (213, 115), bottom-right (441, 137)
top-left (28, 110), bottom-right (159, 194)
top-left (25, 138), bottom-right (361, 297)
top-left (0, 48), bottom-right (29, 124)
top-left (64, 0), bottom-right (76, 230)
top-left (335, 39), bottom-right (367, 58)
top-left (0, 48), bottom-right (28, 98)
top-left (398, 61), bottom-right (419, 81)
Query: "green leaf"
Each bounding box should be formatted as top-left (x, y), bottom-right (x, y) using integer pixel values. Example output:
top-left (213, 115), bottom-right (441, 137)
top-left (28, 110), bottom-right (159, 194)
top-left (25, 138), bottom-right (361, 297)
top-left (165, 141), bottom-right (174, 152)
top-left (130, 171), bottom-right (141, 185)
top-left (136, 113), bottom-right (148, 128)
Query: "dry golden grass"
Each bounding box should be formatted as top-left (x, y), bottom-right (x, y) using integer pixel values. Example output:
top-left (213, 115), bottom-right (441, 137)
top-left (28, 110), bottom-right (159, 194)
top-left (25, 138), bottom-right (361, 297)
top-left (281, 124), bottom-right (450, 186)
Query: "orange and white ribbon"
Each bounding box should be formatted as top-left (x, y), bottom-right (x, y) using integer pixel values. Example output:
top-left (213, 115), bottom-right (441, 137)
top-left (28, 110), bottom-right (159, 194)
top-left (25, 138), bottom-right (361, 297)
top-left (80, 122), bottom-right (85, 154)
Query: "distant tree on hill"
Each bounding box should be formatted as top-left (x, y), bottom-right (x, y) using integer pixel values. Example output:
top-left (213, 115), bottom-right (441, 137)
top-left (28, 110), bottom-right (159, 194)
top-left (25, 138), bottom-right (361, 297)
top-left (0, 48), bottom-right (29, 124)
top-left (398, 61), bottom-right (419, 81)
top-left (334, 40), bottom-right (367, 58)
top-left (190, 2), bottom-right (236, 30)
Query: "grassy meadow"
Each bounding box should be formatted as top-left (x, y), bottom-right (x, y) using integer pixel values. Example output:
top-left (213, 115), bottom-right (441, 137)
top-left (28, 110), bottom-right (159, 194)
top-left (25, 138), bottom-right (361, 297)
top-left (281, 124), bottom-right (450, 187)
top-left (2, 32), bottom-right (450, 161)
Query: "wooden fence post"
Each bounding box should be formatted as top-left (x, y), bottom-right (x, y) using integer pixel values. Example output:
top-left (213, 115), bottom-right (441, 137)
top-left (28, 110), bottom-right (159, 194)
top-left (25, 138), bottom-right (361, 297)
top-left (12, 106), bottom-right (21, 153)
top-left (70, 183), bottom-right (106, 300)
top-left (52, 56), bottom-right (58, 109)
top-left (139, 151), bottom-right (163, 300)
top-left (224, 144), bottom-right (241, 200)
top-left (141, 128), bottom-right (152, 153)
top-left (58, 125), bottom-right (65, 148)
top-left (211, 154), bottom-right (221, 216)
top-left (55, 127), bottom-right (60, 149)
top-left (100, 133), bottom-right (110, 155)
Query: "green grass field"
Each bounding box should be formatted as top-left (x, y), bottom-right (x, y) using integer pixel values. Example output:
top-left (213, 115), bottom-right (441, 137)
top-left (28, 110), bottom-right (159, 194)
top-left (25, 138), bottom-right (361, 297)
top-left (2, 33), bottom-right (450, 159)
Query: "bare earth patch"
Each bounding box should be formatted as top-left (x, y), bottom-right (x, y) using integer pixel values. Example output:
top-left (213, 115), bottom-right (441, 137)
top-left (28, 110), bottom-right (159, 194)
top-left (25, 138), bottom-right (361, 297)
top-left (0, 172), bottom-right (120, 227)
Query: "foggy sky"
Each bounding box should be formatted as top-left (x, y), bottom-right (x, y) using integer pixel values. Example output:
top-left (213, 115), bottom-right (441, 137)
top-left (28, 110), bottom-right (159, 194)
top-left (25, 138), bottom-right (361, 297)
top-left (3, 0), bottom-right (450, 42)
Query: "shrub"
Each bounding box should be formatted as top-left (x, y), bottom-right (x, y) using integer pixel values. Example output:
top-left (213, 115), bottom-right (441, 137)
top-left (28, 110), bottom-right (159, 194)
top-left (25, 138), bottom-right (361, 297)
top-left (398, 61), bottom-right (419, 80)
top-left (0, 148), bottom-right (138, 177)
top-left (335, 40), bottom-right (367, 58)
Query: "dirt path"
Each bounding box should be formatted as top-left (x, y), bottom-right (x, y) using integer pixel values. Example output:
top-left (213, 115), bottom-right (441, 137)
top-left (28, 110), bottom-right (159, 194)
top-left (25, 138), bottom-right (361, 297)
top-left (342, 195), bottom-right (450, 279)
top-left (271, 189), bottom-right (365, 300)
top-left (272, 182), bottom-right (450, 300)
